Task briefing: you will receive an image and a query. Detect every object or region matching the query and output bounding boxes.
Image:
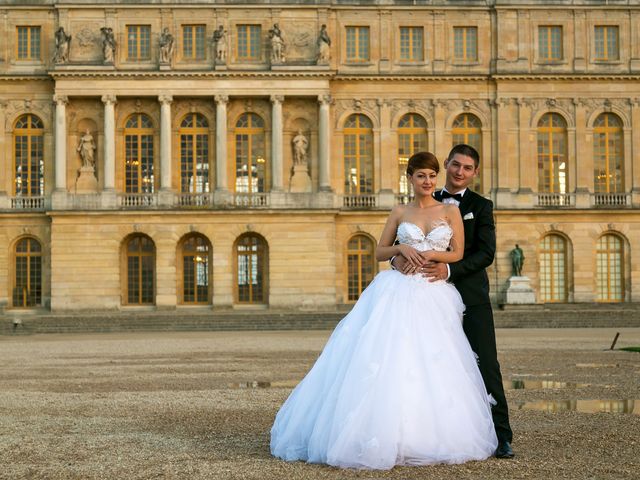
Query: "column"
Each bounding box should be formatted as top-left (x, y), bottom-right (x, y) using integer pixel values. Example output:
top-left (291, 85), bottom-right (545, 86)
top-left (54, 94), bottom-right (68, 191)
top-left (270, 95), bottom-right (284, 191)
top-left (101, 95), bottom-right (116, 190)
top-left (215, 94), bottom-right (229, 191)
top-left (318, 95), bottom-right (331, 191)
top-left (158, 94), bottom-right (172, 191)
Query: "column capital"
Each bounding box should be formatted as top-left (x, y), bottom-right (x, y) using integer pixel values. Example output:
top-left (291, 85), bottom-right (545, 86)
top-left (101, 94), bottom-right (117, 105)
top-left (53, 94), bottom-right (69, 105)
top-left (270, 94), bottom-right (284, 104)
top-left (318, 94), bottom-right (332, 105)
top-left (158, 94), bottom-right (173, 105)
top-left (215, 94), bottom-right (229, 105)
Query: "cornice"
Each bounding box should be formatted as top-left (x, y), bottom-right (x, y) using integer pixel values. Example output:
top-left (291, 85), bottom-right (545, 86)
top-left (48, 70), bottom-right (337, 80)
top-left (493, 74), bottom-right (640, 81)
top-left (334, 75), bottom-right (489, 82)
top-left (0, 75), bottom-right (51, 81)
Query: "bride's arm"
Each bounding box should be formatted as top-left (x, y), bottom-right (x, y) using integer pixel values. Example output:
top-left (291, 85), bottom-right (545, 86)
top-left (421, 205), bottom-right (465, 264)
top-left (375, 207), bottom-right (423, 266)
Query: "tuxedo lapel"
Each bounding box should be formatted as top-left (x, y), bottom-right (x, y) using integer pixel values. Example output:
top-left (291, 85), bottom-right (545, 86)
top-left (458, 189), bottom-right (476, 214)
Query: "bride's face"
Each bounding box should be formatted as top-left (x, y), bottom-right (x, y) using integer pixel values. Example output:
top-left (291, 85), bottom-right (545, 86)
top-left (408, 168), bottom-right (437, 196)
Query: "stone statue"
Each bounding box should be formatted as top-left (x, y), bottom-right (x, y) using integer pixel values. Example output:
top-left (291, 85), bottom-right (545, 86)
top-left (292, 130), bottom-right (309, 166)
top-left (510, 244), bottom-right (525, 277)
top-left (317, 24), bottom-right (331, 64)
top-left (100, 27), bottom-right (116, 64)
top-left (213, 26), bottom-right (227, 64)
top-left (159, 28), bottom-right (174, 64)
top-left (54, 27), bottom-right (71, 64)
top-left (77, 129), bottom-right (96, 168)
top-left (269, 23), bottom-right (285, 64)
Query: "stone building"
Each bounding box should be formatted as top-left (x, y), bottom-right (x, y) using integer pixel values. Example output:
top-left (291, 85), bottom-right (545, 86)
top-left (0, 0), bottom-right (638, 317)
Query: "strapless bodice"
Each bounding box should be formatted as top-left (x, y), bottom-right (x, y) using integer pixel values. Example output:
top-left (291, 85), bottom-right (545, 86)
top-left (396, 221), bottom-right (453, 252)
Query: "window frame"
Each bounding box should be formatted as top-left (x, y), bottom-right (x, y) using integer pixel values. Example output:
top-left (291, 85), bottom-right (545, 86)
top-left (594, 25), bottom-right (620, 62)
top-left (452, 26), bottom-right (478, 63)
top-left (399, 26), bottom-right (424, 63)
top-left (236, 24), bottom-right (262, 61)
top-left (126, 24), bottom-right (152, 61)
top-left (345, 25), bottom-right (370, 63)
top-left (16, 26), bottom-right (41, 61)
top-left (538, 25), bottom-right (563, 62)
top-left (182, 24), bottom-right (207, 61)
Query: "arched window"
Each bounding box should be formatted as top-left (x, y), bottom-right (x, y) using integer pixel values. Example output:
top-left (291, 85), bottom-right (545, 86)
top-left (125, 113), bottom-right (155, 193)
top-left (451, 114), bottom-right (482, 193)
top-left (596, 234), bottom-right (624, 302)
top-left (235, 113), bottom-right (266, 193)
top-left (537, 113), bottom-right (567, 194)
top-left (180, 234), bottom-right (211, 304)
top-left (593, 113), bottom-right (623, 193)
top-left (235, 234), bottom-right (268, 304)
top-left (347, 234), bottom-right (375, 302)
top-left (180, 113), bottom-right (210, 193)
top-left (13, 237), bottom-right (42, 307)
top-left (539, 234), bottom-right (568, 302)
top-left (14, 114), bottom-right (44, 197)
top-left (125, 235), bottom-right (155, 305)
top-left (398, 114), bottom-right (427, 200)
top-left (344, 114), bottom-right (373, 194)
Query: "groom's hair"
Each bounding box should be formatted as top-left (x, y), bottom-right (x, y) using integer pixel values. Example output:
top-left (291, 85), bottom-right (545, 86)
top-left (407, 151), bottom-right (439, 175)
top-left (447, 144), bottom-right (480, 168)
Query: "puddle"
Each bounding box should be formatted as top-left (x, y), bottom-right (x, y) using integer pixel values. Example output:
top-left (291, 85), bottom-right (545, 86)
top-left (517, 399), bottom-right (638, 415)
top-left (227, 380), bottom-right (298, 389)
top-left (505, 379), bottom-right (589, 390)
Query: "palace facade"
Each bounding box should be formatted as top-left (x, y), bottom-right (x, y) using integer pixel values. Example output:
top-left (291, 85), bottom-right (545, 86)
top-left (1, 0), bottom-right (639, 316)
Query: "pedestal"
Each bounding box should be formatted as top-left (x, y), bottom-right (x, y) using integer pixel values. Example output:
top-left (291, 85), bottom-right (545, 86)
top-left (289, 164), bottom-right (312, 193)
top-left (504, 276), bottom-right (536, 304)
top-left (75, 166), bottom-right (99, 194)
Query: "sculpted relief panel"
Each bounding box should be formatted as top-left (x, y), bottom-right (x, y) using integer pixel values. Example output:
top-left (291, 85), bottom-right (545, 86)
top-left (284, 22), bottom-right (316, 62)
top-left (70, 23), bottom-right (103, 62)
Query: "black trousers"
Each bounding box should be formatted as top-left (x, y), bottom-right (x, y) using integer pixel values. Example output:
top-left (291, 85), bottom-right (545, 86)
top-left (463, 303), bottom-right (513, 443)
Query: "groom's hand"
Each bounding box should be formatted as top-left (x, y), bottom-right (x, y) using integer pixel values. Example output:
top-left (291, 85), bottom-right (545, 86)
top-left (422, 261), bottom-right (448, 282)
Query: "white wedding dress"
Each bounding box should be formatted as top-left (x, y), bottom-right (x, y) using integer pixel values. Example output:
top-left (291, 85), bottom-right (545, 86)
top-left (270, 222), bottom-right (498, 470)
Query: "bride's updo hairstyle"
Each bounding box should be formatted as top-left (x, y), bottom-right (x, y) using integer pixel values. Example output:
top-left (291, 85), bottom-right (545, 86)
top-left (406, 151), bottom-right (439, 176)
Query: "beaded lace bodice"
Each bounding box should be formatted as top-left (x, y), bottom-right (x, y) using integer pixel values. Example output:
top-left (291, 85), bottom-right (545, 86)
top-left (396, 221), bottom-right (453, 253)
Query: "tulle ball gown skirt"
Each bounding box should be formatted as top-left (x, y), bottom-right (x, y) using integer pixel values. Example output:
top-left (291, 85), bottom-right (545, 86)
top-left (270, 270), bottom-right (498, 470)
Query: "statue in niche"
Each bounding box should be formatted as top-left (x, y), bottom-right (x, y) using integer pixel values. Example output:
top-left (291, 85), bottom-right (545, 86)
top-left (316, 24), bottom-right (331, 64)
top-left (292, 130), bottom-right (309, 166)
top-left (100, 27), bottom-right (116, 64)
top-left (510, 244), bottom-right (525, 277)
top-left (213, 26), bottom-right (227, 63)
top-left (54, 27), bottom-right (71, 64)
top-left (159, 28), bottom-right (175, 64)
top-left (269, 23), bottom-right (285, 64)
top-left (77, 129), bottom-right (96, 168)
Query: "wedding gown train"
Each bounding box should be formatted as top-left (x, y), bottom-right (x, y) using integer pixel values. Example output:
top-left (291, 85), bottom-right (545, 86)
top-left (270, 221), bottom-right (498, 469)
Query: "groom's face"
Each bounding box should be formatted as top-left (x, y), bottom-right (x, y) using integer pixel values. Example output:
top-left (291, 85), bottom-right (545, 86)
top-left (444, 153), bottom-right (478, 192)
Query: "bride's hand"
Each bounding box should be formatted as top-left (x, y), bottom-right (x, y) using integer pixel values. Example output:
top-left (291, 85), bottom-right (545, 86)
top-left (398, 244), bottom-right (423, 268)
top-left (420, 251), bottom-right (435, 263)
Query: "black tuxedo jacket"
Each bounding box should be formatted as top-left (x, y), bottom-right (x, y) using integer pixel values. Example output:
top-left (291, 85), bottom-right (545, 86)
top-left (434, 189), bottom-right (495, 307)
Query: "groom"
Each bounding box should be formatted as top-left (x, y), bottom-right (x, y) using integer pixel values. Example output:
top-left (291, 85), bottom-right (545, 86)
top-left (392, 144), bottom-right (514, 458)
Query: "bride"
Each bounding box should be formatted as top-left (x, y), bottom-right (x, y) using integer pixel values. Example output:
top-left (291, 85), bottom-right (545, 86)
top-left (270, 152), bottom-right (498, 470)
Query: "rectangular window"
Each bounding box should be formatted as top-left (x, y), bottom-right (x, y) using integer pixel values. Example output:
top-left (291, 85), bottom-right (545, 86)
top-left (237, 25), bottom-right (261, 60)
top-left (346, 26), bottom-right (370, 62)
top-left (538, 26), bottom-right (563, 61)
top-left (127, 25), bottom-right (151, 61)
top-left (594, 26), bottom-right (619, 61)
top-left (400, 27), bottom-right (424, 62)
top-left (453, 26), bottom-right (477, 62)
top-left (182, 25), bottom-right (206, 60)
top-left (17, 26), bottom-right (41, 60)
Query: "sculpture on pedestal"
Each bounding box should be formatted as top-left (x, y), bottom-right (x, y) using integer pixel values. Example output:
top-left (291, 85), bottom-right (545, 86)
top-left (292, 130), bottom-right (308, 166)
top-left (316, 24), bottom-right (331, 64)
top-left (54, 27), bottom-right (71, 64)
top-left (100, 27), bottom-right (116, 64)
top-left (510, 244), bottom-right (525, 277)
top-left (159, 28), bottom-right (175, 65)
top-left (269, 23), bottom-right (285, 64)
top-left (213, 26), bottom-right (227, 64)
top-left (77, 129), bottom-right (96, 168)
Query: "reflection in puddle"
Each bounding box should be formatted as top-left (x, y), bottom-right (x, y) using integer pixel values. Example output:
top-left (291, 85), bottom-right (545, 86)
top-left (505, 379), bottom-right (589, 390)
top-left (518, 399), bottom-right (638, 415)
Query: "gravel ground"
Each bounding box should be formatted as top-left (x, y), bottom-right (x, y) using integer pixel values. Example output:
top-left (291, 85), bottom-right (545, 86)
top-left (1, 328), bottom-right (639, 480)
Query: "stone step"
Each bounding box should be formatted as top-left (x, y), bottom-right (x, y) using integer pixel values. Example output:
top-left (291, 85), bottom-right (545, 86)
top-left (2, 305), bottom-right (639, 335)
